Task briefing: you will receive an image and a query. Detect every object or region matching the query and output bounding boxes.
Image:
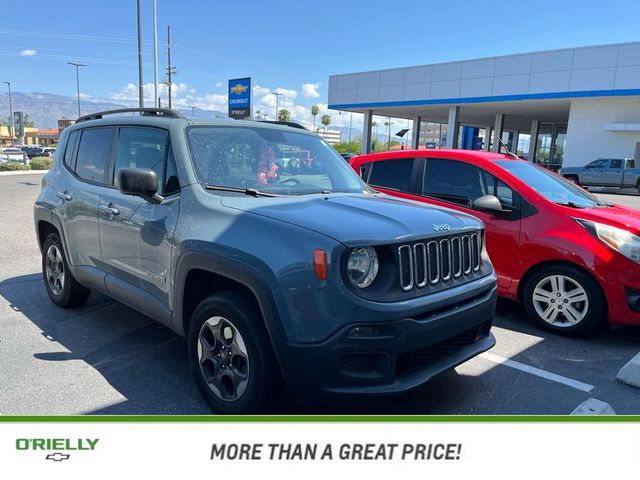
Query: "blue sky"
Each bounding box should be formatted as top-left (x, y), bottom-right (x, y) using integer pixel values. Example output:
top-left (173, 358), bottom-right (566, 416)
top-left (2, 0), bottom-right (640, 128)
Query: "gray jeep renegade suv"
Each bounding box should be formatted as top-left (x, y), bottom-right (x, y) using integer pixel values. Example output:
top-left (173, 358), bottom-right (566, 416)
top-left (34, 108), bottom-right (497, 413)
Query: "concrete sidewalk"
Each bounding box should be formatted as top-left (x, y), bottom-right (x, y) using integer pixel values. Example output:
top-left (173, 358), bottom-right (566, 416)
top-left (0, 170), bottom-right (48, 176)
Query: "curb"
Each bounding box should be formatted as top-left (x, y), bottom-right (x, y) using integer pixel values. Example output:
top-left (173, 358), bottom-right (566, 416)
top-left (616, 352), bottom-right (640, 389)
top-left (0, 170), bottom-right (49, 176)
top-left (570, 398), bottom-right (615, 415)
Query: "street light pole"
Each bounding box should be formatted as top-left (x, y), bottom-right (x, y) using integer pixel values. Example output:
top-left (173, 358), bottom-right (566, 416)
top-left (136, 0), bottom-right (144, 108)
top-left (3, 81), bottom-right (14, 141)
top-left (67, 63), bottom-right (86, 118)
top-left (348, 112), bottom-right (353, 145)
top-left (272, 91), bottom-right (282, 120)
top-left (153, 0), bottom-right (159, 108)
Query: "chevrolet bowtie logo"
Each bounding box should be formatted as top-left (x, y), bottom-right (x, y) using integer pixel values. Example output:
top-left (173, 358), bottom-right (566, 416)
top-left (46, 452), bottom-right (71, 462)
top-left (230, 83), bottom-right (248, 95)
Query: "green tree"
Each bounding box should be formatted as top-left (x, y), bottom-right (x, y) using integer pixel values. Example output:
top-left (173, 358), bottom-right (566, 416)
top-left (333, 139), bottom-right (361, 154)
top-left (321, 114), bottom-right (331, 134)
top-left (278, 109), bottom-right (290, 122)
top-left (311, 105), bottom-right (319, 131)
top-left (24, 114), bottom-right (36, 128)
top-left (255, 109), bottom-right (263, 120)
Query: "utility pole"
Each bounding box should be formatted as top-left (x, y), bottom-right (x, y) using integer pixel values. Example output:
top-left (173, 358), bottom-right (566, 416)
top-left (165, 25), bottom-right (176, 109)
top-left (136, 0), bottom-right (144, 108)
top-left (3, 81), bottom-right (14, 141)
top-left (272, 91), bottom-right (282, 120)
top-left (348, 112), bottom-right (353, 145)
top-left (67, 62), bottom-right (86, 118)
top-left (153, 0), bottom-right (159, 108)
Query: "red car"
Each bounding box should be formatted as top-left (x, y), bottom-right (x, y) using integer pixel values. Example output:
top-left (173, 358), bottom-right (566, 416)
top-left (351, 149), bottom-right (640, 336)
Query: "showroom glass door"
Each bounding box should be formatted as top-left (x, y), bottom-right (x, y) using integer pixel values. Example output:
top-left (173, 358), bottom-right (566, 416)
top-left (534, 123), bottom-right (567, 171)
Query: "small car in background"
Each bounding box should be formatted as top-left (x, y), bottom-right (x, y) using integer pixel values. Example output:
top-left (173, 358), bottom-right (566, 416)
top-left (0, 147), bottom-right (29, 164)
top-left (351, 149), bottom-right (640, 336)
top-left (42, 147), bottom-right (57, 158)
top-left (23, 146), bottom-right (45, 159)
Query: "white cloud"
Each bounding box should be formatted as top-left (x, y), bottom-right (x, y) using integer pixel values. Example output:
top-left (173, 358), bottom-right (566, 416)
top-left (301, 83), bottom-right (320, 98)
top-left (20, 49), bottom-right (37, 57)
top-left (215, 81), bottom-right (223, 88)
top-left (109, 82), bottom-right (228, 113)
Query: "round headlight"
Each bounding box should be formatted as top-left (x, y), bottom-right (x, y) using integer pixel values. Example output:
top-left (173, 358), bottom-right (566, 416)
top-left (347, 247), bottom-right (379, 288)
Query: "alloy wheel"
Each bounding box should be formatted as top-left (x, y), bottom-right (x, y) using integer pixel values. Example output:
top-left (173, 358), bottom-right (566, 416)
top-left (197, 316), bottom-right (250, 401)
top-left (45, 245), bottom-right (65, 296)
top-left (532, 274), bottom-right (589, 327)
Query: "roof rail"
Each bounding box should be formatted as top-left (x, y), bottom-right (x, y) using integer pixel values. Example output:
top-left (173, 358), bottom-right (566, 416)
top-left (76, 108), bottom-right (186, 123)
top-left (257, 120), bottom-right (308, 130)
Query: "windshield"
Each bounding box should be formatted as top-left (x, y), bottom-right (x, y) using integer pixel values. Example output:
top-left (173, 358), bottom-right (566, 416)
top-left (187, 125), bottom-right (368, 196)
top-left (495, 160), bottom-right (607, 208)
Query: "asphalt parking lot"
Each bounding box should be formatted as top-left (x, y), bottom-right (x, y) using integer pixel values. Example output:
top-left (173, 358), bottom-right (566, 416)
top-left (1, 172), bottom-right (639, 415)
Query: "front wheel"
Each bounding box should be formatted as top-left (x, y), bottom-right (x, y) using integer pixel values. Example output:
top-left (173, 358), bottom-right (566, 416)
top-left (522, 265), bottom-right (604, 336)
top-left (188, 291), bottom-right (284, 414)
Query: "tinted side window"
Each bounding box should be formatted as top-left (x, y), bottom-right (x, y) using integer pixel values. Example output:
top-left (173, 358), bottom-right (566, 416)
top-left (359, 162), bottom-right (372, 182)
top-left (368, 159), bottom-right (414, 191)
top-left (114, 127), bottom-right (168, 190)
top-left (165, 148), bottom-right (180, 195)
top-left (75, 128), bottom-right (115, 183)
top-left (423, 159), bottom-right (485, 206)
top-left (589, 159), bottom-right (608, 168)
top-left (63, 130), bottom-right (79, 167)
top-left (610, 159), bottom-right (623, 169)
top-left (480, 171), bottom-right (515, 208)
top-left (628, 159), bottom-right (636, 168)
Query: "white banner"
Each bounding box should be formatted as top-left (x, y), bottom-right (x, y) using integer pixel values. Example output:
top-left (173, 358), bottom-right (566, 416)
top-left (1, 422), bottom-right (639, 479)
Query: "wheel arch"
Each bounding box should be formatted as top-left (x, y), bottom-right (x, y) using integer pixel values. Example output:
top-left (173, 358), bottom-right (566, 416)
top-left (516, 259), bottom-right (608, 319)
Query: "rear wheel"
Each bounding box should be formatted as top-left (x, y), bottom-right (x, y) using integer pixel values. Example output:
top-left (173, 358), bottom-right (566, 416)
top-left (522, 265), bottom-right (604, 336)
top-left (564, 175), bottom-right (579, 185)
top-left (188, 291), bottom-right (284, 414)
top-left (42, 232), bottom-right (90, 307)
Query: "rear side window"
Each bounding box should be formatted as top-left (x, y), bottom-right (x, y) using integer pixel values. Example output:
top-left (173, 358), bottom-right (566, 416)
top-left (367, 159), bottom-right (414, 191)
top-left (63, 130), bottom-right (79, 167)
top-left (610, 159), bottom-right (623, 169)
top-left (75, 128), bottom-right (115, 183)
top-left (113, 127), bottom-right (169, 190)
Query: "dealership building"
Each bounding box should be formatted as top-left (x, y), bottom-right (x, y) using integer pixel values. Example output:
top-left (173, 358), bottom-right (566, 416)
top-left (328, 41), bottom-right (640, 168)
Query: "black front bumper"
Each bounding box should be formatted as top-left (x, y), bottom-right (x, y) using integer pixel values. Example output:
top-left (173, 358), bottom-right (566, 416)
top-left (280, 283), bottom-right (496, 400)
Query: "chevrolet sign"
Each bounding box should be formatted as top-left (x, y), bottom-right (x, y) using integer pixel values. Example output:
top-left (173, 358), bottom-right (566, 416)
top-left (228, 77), bottom-right (252, 120)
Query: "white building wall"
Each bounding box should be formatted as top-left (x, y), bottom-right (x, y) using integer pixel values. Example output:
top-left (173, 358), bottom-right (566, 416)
top-left (564, 97), bottom-right (640, 167)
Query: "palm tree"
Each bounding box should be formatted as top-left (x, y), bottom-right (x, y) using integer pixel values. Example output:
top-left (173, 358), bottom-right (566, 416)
top-left (278, 109), bottom-right (290, 122)
top-left (321, 114), bottom-right (331, 134)
top-left (311, 105), bottom-right (319, 131)
top-left (255, 109), bottom-right (263, 120)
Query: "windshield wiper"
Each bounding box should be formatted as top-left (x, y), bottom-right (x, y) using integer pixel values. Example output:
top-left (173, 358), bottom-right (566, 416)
top-left (554, 201), bottom-right (587, 208)
top-left (205, 184), bottom-right (283, 197)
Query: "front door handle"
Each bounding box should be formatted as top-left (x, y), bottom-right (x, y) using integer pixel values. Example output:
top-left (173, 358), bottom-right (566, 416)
top-left (99, 205), bottom-right (120, 216)
top-left (56, 192), bottom-right (72, 201)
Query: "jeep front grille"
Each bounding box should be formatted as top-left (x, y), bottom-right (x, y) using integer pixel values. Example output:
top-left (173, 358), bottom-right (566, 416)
top-left (398, 232), bottom-right (481, 291)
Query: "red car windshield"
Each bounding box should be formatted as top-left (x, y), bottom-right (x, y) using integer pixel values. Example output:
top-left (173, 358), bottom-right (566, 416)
top-left (495, 160), bottom-right (609, 208)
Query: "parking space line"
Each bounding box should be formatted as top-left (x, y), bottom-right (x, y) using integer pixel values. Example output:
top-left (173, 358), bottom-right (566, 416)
top-left (480, 352), bottom-right (594, 393)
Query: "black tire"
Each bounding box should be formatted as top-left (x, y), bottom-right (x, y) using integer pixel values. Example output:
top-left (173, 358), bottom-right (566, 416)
top-left (42, 232), bottom-right (90, 308)
top-left (564, 175), bottom-right (580, 186)
top-left (188, 291), bottom-right (284, 414)
top-left (522, 265), bottom-right (604, 337)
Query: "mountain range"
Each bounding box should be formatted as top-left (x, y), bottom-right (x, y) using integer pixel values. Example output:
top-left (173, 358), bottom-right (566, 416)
top-left (0, 91), bottom-right (387, 144)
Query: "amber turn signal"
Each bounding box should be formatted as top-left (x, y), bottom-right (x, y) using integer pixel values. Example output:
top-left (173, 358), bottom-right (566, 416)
top-left (314, 249), bottom-right (328, 280)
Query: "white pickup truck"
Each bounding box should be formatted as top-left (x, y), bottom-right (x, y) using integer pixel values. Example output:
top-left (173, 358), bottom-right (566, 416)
top-left (0, 148), bottom-right (29, 164)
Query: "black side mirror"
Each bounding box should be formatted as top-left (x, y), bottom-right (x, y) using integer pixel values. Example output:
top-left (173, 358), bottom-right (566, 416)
top-left (118, 168), bottom-right (164, 203)
top-left (472, 194), bottom-right (503, 213)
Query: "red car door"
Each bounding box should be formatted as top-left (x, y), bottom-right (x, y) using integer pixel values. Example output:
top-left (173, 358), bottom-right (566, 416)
top-left (419, 157), bottom-right (521, 292)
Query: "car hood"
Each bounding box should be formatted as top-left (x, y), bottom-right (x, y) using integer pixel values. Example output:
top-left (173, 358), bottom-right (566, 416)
top-left (572, 203), bottom-right (640, 236)
top-left (221, 193), bottom-right (482, 246)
